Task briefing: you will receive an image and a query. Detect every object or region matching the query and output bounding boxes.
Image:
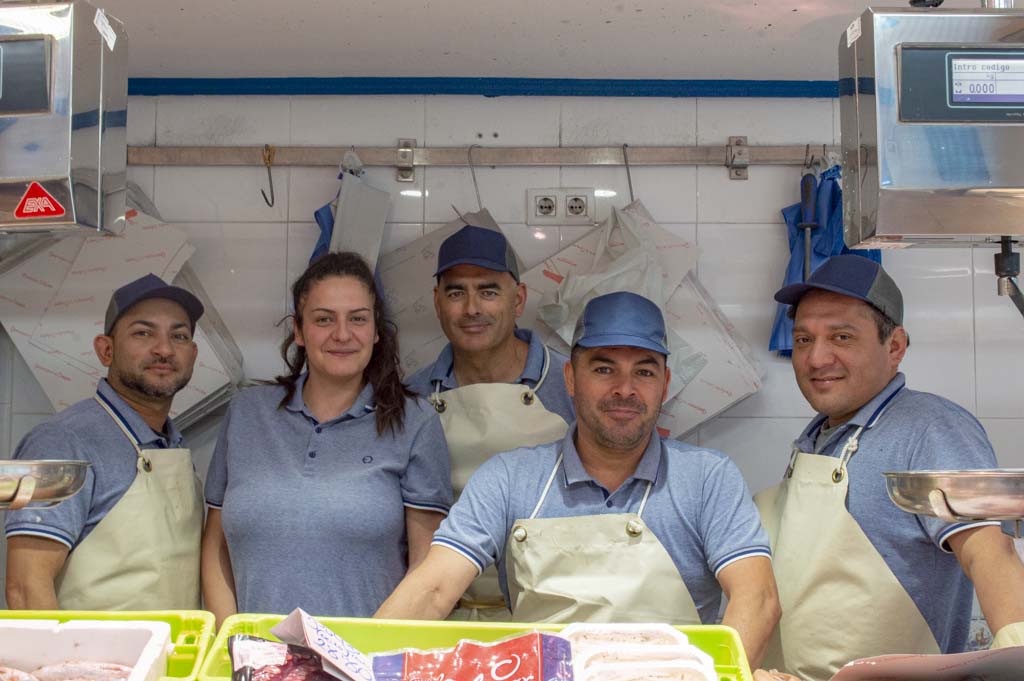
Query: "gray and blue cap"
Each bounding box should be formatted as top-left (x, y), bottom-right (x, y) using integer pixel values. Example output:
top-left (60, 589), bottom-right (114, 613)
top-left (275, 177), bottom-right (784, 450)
top-left (572, 291), bottom-right (670, 356)
top-left (435, 225), bottom-right (519, 282)
top-left (104, 273), bottom-right (204, 335)
top-left (774, 254), bottom-right (903, 325)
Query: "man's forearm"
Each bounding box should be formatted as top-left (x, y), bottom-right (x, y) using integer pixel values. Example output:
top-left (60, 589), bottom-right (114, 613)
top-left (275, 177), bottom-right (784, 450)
top-left (722, 589), bottom-right (781, 670)
top-left (375, 576), bottom-right (456, 620)
top-left (6, 574), bottom-right (59, 610)
top-left (958, 528), bottom-right (1024, 633)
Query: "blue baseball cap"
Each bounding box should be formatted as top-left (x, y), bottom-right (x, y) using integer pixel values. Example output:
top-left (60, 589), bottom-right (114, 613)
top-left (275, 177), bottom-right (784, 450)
top-left (435, 225), bottom-right (519, 281)
top-left (572, 291), bottom-right (670, 356)
top-left (104, 273), bottom-right (204, 335)
top-left (774, 254), bottom-right (903, 325)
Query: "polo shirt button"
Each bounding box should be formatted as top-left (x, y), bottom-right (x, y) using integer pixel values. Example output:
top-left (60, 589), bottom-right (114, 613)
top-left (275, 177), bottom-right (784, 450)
top-left (309, 451), bottom-right (317, 458)
top-left (315, 427), bottom-right (322, 434)
top-left (606, 500), bottom-right (613, 508)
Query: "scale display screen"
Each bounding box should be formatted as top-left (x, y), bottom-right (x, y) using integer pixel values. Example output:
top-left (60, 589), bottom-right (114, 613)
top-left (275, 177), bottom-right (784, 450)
top-left (951, 57), bottom-right (1024, 104)
top-left (0, 37), bottom-right (49, 115)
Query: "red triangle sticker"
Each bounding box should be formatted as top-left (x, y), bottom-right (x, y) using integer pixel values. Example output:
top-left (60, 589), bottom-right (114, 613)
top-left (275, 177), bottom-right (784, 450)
top-left (14, 182), bottom-right (66, 219)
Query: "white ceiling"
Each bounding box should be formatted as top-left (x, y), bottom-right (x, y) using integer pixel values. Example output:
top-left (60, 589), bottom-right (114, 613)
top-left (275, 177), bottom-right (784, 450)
top-left (98, 0), bottom-right (983, 82)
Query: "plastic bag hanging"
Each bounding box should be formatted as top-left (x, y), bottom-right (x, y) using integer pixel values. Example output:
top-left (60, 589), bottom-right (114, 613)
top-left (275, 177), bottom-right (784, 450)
top-left (769, 165), bottom-right (882, 356)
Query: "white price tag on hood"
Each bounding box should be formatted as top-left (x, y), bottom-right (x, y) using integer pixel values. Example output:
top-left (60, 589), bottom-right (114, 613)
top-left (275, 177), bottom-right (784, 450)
top-left (846, 17), bottom-right (862, 48)
top-left (94, 9), bottom-right (117, 51)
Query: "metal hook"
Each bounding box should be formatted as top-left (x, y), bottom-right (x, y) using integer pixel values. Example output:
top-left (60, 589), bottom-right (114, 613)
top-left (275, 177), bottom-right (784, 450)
top-left (260, 144), bottom-right (276, 207)
top-left (803, 143), bottom-right (813, 169)
top-left (622, 144), bottom-right (635, 203)
top-left (467, 144), bottom-right (483, 211)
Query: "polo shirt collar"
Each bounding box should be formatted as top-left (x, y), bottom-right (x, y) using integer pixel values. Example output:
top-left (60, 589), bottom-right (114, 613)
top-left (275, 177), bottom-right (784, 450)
top-left (560, 425), bottom-right (663, 487)
top-left (95, 378), bottom-right (182, 448)
top-left (795, 372), bottom-right (907, 451)
top-left (428, 327), bottom-right (544, 390)
top-left (284, 372), bottom-right (376, 425)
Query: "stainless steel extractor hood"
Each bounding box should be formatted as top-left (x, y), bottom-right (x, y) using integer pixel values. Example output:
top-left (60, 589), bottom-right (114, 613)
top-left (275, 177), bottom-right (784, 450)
top-left (0, 0), bottom-right (128, 235)
top-left (840, 6), bottom-right (1024, 249)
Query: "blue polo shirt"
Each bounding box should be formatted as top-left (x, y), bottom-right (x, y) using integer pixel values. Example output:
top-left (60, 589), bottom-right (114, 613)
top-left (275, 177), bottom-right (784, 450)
top-left (793, 372), bottom-right (999, 653)
top-left (204, 375), bottom-right (453, 617)
top-left (406, 328), bottom-right (575, 425)
top-left (432, 428), bottom-right (771, 623)
top-left (5, 379), bottom-right (183, 549)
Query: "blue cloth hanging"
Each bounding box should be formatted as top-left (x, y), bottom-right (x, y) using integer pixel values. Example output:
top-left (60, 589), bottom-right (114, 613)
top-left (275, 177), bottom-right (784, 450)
top-left (310, 175), bottom-right (342, 265)
top-left (769, 165), bottom-right (882, 356)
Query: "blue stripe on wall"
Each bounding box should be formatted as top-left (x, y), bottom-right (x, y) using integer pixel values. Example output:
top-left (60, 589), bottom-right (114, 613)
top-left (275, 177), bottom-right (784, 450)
top-left (128, 77), bottom-right (839, 98)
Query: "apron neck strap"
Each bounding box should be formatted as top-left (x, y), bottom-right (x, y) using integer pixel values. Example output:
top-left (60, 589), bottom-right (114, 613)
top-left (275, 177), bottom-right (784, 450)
top-left (530, 453), bottom-right (564, 519)
top-left (636, 479), bottom-right (655, 518)
top-left (431, 345), bottom-right (553, 407)
top-left (833, 385), bottom-right (905, 481)
top-left (93, 395), bottom-right (146, 461)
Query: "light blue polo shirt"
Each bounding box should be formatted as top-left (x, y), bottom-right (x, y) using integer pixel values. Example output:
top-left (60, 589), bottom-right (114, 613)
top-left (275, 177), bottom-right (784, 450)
top-left (5, 379), bottom-right (184, 549)
top-left (406, 328), bottom-right (575, 425)
top-left (432, 427), bottom-right (771, 623)
top-left (204, 375), bottom-right (453, 617)
top-left (793, 372), bottom-right (999, 654)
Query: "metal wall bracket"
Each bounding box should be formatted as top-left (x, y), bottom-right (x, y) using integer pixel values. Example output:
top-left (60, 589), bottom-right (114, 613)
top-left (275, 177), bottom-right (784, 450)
top-left (726, 136), bottom-right (750, 180)
top-left (396, 138), bottom-right (416, 182)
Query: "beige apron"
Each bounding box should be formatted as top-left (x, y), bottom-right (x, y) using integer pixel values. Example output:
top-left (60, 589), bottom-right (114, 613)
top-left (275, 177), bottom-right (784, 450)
top-left (431, 346), bottom-right (570, 621)
top-left (55, 395), bottom-right (203, 611)
top-left (505, 453), bottom-right (701, 624)
top-left (754, 389), bottom-right (940, 681)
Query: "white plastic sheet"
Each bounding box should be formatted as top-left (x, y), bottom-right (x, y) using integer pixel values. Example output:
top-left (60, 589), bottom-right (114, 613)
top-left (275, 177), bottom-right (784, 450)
top-left (0, 208), bottom-right (240, 421)
top-left (520, 201), bottom-right (760, 438)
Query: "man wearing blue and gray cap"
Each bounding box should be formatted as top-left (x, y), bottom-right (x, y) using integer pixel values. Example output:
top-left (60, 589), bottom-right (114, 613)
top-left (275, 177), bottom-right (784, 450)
top-left (757, 254), bottom-right (1024, 681)
top-left (381, 291), bottom-right (781, 667)
top-left (6, 273), bottom-right (205, 612)
top-left (406, 224), bottom-right (575, 621)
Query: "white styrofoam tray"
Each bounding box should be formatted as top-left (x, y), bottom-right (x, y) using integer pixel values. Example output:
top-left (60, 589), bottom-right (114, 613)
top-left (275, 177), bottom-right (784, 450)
top-left (0, 619), bottom-right (171, 681)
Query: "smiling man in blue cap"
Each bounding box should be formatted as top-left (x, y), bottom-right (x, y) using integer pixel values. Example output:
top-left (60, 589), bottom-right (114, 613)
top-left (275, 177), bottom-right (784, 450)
top-left (6, 273), bottom-right (205, 612)
top-left (380, 291), bottom-right (781, 668)
top-left (405, 224), bottom-right (575, 621)
top-left (757, 254), bottom-right (1024, 681)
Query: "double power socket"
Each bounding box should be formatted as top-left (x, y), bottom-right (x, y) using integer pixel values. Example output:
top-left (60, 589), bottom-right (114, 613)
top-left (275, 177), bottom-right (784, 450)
top-left (526, 188), bottom-right (595, 226)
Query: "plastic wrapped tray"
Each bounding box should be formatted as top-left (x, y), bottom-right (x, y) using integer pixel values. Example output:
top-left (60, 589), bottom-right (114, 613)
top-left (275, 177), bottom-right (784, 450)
top-left (199, 615), bottom-right (751, 681)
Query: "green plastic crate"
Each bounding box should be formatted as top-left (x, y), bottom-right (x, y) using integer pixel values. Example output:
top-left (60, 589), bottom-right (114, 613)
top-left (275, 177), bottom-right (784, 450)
top-left (0, 610), bottom-right (216, 681)
top-left (199, 614), bottom-right (752, 681)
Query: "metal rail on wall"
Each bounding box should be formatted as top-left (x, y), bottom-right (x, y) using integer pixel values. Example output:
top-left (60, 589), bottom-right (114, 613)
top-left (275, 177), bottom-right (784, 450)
top-left (127, 141), bottom-right (839, 182)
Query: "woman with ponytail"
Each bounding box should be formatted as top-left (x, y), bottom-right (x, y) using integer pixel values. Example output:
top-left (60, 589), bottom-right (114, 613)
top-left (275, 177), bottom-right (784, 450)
top-left (200, 252), bottom-right (452, 624)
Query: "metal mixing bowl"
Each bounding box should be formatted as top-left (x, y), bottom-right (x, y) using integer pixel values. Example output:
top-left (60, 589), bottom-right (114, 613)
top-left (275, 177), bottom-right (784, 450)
top-left (0, 460), bottom-right (90, 509)
top-left (884, 469), bottom-right (1024, 522)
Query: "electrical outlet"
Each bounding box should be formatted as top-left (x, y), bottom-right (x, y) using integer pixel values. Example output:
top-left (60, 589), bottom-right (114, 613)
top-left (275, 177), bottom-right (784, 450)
top-left (526, 188), bottom-right (595, 226)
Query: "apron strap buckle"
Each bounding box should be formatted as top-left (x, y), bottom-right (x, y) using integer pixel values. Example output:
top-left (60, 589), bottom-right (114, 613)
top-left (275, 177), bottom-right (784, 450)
top-left (512, 525), bottom-right (528, 542)
top-left (625, 519), bottom-right (644, 537)
top-left (831, 467), bottom-right (845, 484)
top-left (432, 398), bottom-right (447, 414)
top-left (521, 391), bottom-right (535, 406)
top-left (140, 457), bottom-right (153, 473)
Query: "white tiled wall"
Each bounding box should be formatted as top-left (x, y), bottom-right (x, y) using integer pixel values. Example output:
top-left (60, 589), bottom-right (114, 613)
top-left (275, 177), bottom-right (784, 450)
top-left (4, 94), bottom-right (1024, 608)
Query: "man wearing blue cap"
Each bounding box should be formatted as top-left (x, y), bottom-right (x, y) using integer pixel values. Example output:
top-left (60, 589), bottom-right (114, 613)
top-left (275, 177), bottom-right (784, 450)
top-left (406, 224), bottom-right (575, 620)
top-left (758, 254), bottom-right (1024, 681)
top-left (5, 273), bottom-right (205, 612)
top-left (381, 291), bottom-right (780, 667)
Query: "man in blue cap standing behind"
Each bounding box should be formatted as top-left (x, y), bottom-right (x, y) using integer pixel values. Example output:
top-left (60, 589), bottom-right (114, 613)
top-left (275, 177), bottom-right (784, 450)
top-left (758, 254), bottom-right (1024, 681)
top-left (406, 224), bottom-right (576, 620)
top-left (6, 274), bottom-right (205, 612)
top-left (382, 291), bottom-right (781, 668)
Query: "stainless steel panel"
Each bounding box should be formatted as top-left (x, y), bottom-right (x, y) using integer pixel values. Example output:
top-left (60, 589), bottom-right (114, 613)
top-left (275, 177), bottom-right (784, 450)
top-left (0, 1), bottom-right (127, 235)
top-left (840, 8), bottom-right (1024, 247)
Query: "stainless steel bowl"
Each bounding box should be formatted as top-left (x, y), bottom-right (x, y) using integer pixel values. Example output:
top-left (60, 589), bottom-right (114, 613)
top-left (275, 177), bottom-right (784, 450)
top-left (0, 460), bottom-right (90, 510)
top-left (884, 469), bottom-right (1024, 522)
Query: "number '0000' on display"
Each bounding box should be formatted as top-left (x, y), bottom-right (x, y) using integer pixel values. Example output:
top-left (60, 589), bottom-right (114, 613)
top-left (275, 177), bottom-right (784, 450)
top-left (952, 57), bottom-right (1024, 104)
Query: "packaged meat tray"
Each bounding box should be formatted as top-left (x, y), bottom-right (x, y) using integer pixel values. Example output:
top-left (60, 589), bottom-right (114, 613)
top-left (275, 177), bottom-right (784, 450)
top-left (0, 611), bottom-right (216, 681)
top-left (0, 620), bottom-right (169, 681)
top-left (197, 616), bottom-right (751, 681)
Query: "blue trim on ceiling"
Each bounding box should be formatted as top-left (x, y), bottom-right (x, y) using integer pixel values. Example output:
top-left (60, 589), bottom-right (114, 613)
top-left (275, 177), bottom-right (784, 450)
top-left (128, 77), bottom-right (840, 98)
